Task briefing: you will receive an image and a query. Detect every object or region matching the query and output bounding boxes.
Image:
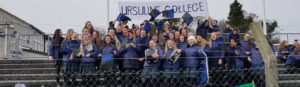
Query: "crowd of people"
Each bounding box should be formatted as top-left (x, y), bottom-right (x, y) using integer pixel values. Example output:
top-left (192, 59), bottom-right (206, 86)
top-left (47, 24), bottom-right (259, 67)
top-left (48, 16), bottom-right (300, 87)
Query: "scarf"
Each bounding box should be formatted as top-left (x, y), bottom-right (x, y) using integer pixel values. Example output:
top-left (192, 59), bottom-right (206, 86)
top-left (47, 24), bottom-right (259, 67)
top-left (79, 40), bottom-right (93, 56)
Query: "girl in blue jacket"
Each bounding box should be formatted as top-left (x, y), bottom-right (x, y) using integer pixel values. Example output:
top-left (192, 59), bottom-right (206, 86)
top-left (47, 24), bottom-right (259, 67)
top-left (140, 40), bottom-right (163, 87)
top-left (177, 36), bottom-right (205, 86)
top-left (248, 43), bottom-right (265, 87)
top-left (76, 34), bottom-right (99, 86)
top-left (177, 35), bottom-right (187, 50)
top-left (207, 32), bottom-right (224, 69)
top-left (226, 39), bottom-right (243, 69)
top-left (135, 30), bottom-right (150, 69)
top-left (225, 39), bottom-right (243, 86)
top-left (118, 31), bottom-right (140, 86)
top-left (162, 40), bottom-right (181, 86)
top-left (277, 40), bottom-right (290, 62)
top-left (207, 32), bottom-right (225, 85)
top-left (240, 33), bottom-right (253, 68)
top-left (48, 29), bottom-right (64, 85)
top-left (240, 33), bottom-right (254, 83)
top-left (98, 35), bottom-right (117, 86)
top-left (61, 31), bottom-right (81, 86)
top-left (286, 47), bottom-right (300, 74)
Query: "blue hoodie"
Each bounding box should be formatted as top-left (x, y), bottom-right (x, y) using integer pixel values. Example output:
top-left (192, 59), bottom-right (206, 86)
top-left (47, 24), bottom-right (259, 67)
top-left (61, 40), bottom-right (81, 63)
top-left (48, 40), bottom-right (62, 59)
top-left (182, 44), bottom-right (204, 68)
top-left (118, 39), bottom-right (140, 69)
top-left (80, 43), bottom-right (99, 63)
top-left (163, 49), bottom-right (180, 69)
top-left (250, 48), bottom-right (264, 68)
top-left (143, 48), bottom-right (163, 67)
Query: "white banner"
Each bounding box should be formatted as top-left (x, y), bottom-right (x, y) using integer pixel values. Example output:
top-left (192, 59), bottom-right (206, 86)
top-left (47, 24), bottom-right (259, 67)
top-left (119, 0), bottom-right (209, 20)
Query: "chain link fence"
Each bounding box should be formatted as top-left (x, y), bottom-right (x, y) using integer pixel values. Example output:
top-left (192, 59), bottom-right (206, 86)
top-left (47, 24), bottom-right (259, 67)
top-left (1, 33), bottom-right (300, 87)
top-left (1, 57), bottom-right (300, 87)
top-left (0, 59), bottom-right (273, 87)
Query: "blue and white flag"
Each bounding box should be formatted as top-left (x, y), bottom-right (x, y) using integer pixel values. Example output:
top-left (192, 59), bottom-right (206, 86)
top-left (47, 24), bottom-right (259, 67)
top-left (197, 49), bottom-right (209, 85)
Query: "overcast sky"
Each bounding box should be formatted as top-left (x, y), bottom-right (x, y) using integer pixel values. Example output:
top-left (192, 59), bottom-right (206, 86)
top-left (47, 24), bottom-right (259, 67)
top-left (0, 0), bottom-right (299, 34)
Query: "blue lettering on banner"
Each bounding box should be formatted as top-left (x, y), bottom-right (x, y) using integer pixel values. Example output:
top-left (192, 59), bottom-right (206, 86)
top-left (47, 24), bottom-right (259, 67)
top-left (182, 5), bottom-right (186, 12)
top-left (178, 5), bottom-right (182, 13)
top-left (199, 2), bottom-right (204, 11)
top-left (142, 6), bottom-right (146, 15)
top-left (120, 1), bottom-right (207, 17)
top-left (132, 6), bottom-right (137, 15)
top-left (127, 6), bottom-right (132, 15)
top-left (187, 4), bottom-right (192, 12)
top-left (192, 3), bottom-right (199, 12)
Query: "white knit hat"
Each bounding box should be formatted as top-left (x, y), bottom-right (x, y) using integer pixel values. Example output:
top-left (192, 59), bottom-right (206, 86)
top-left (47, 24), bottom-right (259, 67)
top-left (164, 21), bottom-right (170, 25)
top-left (188, 36), bottom-right (196, 41)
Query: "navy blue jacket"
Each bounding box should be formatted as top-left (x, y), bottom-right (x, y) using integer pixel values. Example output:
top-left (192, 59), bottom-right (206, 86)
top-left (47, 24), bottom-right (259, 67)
top-left (289, 46), bottom-right (297, 52)
top-left (136, 37), bottom-right (150, 58)
top-left (196, 20), bottom-right (208, 38)
top-left (216, 37), bottom-right (225, 47)
top-left (223, 28), bottom-right (232, 34)
top-left (163, 49), bottom-right (180, 69)
top-left (119, 35), bottom-right (128, 44)
top-left (118, 39), bottom-right (140, 69)
top-left (250, 48), bottom-right (264, 68)
top-left (61, 40), bottom-right (81, 63)
top-left (102, 45), bottom-right (117, 55)
top-left (48, 40), bottom-right (62, 59)
top-left (286, 53), bottom-right (300, 66)
top-left (116, 32), bottom-right (123, 42)
top-left (181, 44), bottom-right (204, 68)
top-left (208, 25), bottom-right (220, 33)
top-left (177, 42), bottom-right (187, 50)
top-left (277, 46), bottom-right (290, 60)
top-left (226, 46), bottom-right (244, 68)
top-left (80, 43), bottom-right (99, 63)
top-left (207, 41), bottom-right (224, 68)
top-left (100, 45), bottom-right (117, 66)
top-left (228, 32), bottom-right (240, 41)
top-left (240, 40), bottom-right (254, 57)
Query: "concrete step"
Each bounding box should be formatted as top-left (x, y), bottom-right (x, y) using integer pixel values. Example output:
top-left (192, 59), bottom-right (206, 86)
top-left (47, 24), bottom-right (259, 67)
top-left (0, 80), bottom-right (57, 87)
top-left (279, 74), bottom-right (300, 80)
top-left (0, 68), bottom-right (56, 74)
top-left (0, 74), bottom-right (56, 81)
top-left (277, 63), bottom-right (286, 68)
top-left (0, 63), bottom-right (53, 69)
top-left (0, 59), bottom-right (51, 64)
top-left (279, 80), bottom-right (300, 87)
